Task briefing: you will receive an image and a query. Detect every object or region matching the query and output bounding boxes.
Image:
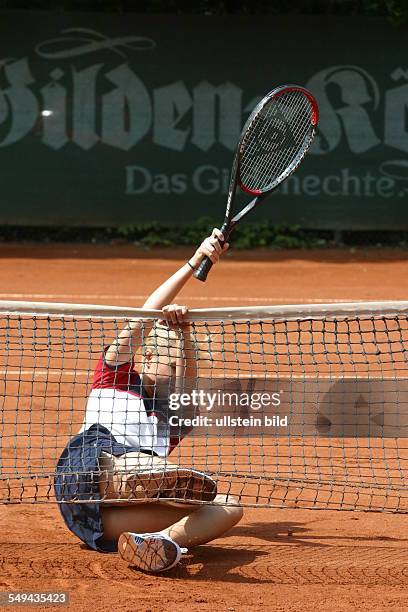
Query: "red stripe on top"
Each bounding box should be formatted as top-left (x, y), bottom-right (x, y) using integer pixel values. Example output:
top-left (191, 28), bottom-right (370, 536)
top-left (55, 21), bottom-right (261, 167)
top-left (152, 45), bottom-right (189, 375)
top-left (92, 352), bottom-right (141, 393)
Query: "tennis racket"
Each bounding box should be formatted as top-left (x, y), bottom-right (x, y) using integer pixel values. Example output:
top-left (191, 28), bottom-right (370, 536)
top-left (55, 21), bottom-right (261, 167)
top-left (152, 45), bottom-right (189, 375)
top-left (193, 84), bottom-right (319, 282)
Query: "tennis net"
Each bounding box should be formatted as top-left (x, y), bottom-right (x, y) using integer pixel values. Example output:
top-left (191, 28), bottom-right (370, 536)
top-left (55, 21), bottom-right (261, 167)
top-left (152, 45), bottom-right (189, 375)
top-left (1, 299), bottom-right (408, 512)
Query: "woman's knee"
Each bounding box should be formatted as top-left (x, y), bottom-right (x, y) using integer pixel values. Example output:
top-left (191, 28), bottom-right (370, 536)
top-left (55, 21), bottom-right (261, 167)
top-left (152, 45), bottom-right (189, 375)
top-left (214, 494), bottom-right (244, 524)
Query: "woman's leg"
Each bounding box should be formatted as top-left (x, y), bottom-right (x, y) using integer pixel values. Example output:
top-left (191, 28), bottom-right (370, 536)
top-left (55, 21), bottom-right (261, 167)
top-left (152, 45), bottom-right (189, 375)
top-left (161, 495), bottom-right (244, 548)
top-left (98, 452), bottom-right (243, 570)
top-left (101, 494), bottom-right (243, 547)
top-left (98, 451), bottom-right (216, 502)
top-left (100, 500), bottom-right (200, 540)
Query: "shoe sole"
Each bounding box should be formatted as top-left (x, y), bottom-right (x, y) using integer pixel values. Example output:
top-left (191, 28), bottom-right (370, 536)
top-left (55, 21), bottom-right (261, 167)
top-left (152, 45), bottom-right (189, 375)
top-left (118, 532), bottom-right (182, 572)
top-left (124, 468), bottom-right (217, 502)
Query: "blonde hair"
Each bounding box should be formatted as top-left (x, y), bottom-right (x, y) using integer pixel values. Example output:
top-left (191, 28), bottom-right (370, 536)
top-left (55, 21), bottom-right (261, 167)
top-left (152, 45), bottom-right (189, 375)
top-left (143, 322), bottom-right (210, 364)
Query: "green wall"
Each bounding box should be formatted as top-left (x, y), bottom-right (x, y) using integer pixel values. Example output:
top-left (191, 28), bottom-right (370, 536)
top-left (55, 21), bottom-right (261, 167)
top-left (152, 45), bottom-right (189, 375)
top-left (0, 12), bottom-right (407, 229)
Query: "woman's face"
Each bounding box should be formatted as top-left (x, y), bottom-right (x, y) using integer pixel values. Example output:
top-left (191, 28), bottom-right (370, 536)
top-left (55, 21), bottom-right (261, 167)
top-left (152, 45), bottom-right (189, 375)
top-left (142, 350), bottom-right (177, 397)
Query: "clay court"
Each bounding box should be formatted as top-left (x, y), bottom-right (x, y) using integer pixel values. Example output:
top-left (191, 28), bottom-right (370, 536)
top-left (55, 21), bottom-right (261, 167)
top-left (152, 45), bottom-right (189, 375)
top-left (0, 245), bottom-right (408, 611)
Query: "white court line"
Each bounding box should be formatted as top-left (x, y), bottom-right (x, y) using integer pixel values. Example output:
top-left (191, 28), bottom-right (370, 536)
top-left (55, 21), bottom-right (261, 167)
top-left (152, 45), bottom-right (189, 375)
top-left (0, 369), bottom-right (88, 378)
top-left (0, 293), bottom-right (366, 303)
top-left (0, 369), bottom-right (403, 381)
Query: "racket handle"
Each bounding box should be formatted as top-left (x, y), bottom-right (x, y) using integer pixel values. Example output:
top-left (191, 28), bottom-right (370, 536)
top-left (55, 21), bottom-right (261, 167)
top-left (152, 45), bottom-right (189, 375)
top-left (194, 222), bottom-right (230, 282)
top-left (193, 256), bottom-right (214, 282)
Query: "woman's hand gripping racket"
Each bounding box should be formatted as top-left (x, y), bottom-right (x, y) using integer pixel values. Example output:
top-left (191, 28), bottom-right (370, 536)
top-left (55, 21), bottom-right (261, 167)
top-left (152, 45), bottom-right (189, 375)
top-left (193, 84), bottom-right (319, 281)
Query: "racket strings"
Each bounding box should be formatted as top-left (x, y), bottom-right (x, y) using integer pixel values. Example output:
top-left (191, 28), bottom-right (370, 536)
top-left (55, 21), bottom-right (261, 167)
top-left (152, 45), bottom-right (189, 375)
top-left (257, 93), bottom-right (311, 186)
top-left (268, 93), bottom-right (311, 169)
top-left (249, 93), bottom-right (311, 188)
top-left (270, 93), bottom-right (315, 178)
top-left (244, 91), bottom-right (310, 185)
top-left (240, 90), bottom-right (313, 192)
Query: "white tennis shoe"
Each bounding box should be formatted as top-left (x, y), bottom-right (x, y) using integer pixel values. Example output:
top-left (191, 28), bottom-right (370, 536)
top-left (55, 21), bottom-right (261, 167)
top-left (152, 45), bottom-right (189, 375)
top-left (118, 531), bottom-right (187, 572)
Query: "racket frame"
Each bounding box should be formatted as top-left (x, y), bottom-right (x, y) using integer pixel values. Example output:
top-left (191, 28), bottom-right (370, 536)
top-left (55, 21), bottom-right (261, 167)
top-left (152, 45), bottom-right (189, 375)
top-left (194, 84), bottom-right (319, 281)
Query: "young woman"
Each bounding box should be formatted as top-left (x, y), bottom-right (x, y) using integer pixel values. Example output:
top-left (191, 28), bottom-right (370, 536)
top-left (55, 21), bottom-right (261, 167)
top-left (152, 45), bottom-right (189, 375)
top-left (54, 229), bottom-right (243, 572)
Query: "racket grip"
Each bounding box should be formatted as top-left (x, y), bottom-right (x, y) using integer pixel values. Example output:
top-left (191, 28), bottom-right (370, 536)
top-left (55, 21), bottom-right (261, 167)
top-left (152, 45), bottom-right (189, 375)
top-left (194, 222), bottom-right (230, 282)
top-left (193, 256), bottom-right (214, 282)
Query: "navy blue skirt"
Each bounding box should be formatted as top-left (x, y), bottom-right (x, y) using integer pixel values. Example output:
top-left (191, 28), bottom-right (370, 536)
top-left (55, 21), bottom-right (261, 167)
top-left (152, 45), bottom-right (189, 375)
top-left (54, 424), bottom-right (154, 553)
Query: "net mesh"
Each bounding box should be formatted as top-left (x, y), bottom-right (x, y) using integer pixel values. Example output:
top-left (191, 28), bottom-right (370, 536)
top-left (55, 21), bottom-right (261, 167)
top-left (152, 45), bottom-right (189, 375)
top-left (239, 89), bottom-right (314, 192)
top-left (1, 301), bottom-right (408, 512)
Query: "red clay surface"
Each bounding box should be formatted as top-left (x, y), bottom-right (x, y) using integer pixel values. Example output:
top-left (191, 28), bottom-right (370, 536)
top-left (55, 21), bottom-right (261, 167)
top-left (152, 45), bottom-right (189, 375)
top-left (1, 245), bottom-right (408, 611)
